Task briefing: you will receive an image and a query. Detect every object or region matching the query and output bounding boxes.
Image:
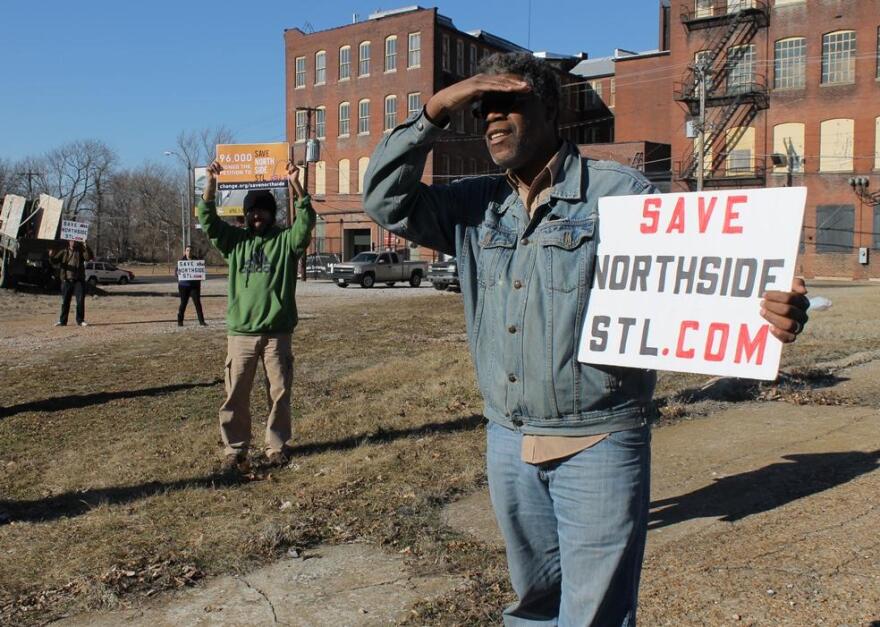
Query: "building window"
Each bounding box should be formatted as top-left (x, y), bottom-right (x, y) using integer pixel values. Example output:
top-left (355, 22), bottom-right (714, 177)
top-left (338, 102), bottom-right (350, 137)
top-left (876, 26), bottom-right (880, 79)
top-left (588, 80), bottom-right (603, 108)
top-left (441, 34), bottom-right (450, 71)
top-left (357, 157), bottom-right (370, 194)
top-left (874, 207), bottom-right (880, 250)
top-left (295, 56), bottom-right (306, 88)
top-left (315, 50), bottom-right (326, 85)
top-left (338, 159), bottom-right (350, 194)
top-left (821, 30), bottom-right (856, 85)
top-left (726, 0), bottom-right (752, 13)
top-left (456, 108), bottom-right (466, 134)
top-left (408, 32), bottom-right (421, 68)
top-left (455, 156), bottom-right (463, 179)
top-left (295, 110), bottom-right (307, 142)
top-left (339, 46), bottom-right (351, 80)
top-left (772, 122), bottom-right (805, 173)
top-left (875, 116), bottom-right (880, 170)
top-left (440, 154), bottom-right (450, 177)
top-left (819, 118), bottom-right (854, 172)
top-left (315, 161), bottom-right (326, 196)
top-left (469, 44), bottom-right (477, 75)
top-left (359, 41), bottom-right (371, 76)
top-left (358, 99), bottom-right (370, 134)
top-left (384, 95), bottom-right (397, 131)
top-left (816, 204), bottom-right (854, 254)
top-left (456, 40), bottom-right (464, 75)
top-left (725, 126), bottom-right (755, 176)
top-left (407, 92), bottom-right (421, 117)
top-left (609, 78), bottom-right (616, 107)
top-left (315, 107), bottom-right (326, 139)
top-left (469, 158), bottom-right (477, 176)
top-left (774, 37), bottom-right (806, 90)
top-left (694, 0), bottom-right (713, 18)
top-left (727, 44), bottom-right (755, 94)
top-left (385, 36), bottom-right (397, 72)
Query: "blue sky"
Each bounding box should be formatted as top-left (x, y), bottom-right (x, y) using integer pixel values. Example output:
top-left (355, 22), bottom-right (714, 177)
top-left (2, 1), bottom-right (660, 168)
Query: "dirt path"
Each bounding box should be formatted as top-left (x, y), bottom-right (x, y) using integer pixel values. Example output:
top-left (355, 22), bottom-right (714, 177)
top-left (444, 360), bottom-right (880, 625)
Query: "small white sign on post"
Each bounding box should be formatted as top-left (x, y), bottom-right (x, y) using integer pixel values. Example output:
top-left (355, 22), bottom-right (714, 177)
top-left (177, 259), bottom-right (206, 281)
top-left (60, 220), bottom-right (90, 242)
top-left (578, 187), bottom-right (807, 381)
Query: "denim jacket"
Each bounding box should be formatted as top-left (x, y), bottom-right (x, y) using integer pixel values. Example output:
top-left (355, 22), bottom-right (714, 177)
top-left (363, 110), bottom-right (657, 436)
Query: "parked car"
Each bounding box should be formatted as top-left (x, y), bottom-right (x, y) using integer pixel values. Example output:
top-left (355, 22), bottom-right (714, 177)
top-left (84, 261), bottom-right (134, 285)
top-left (305, 252), bottom-right (340, 279)
top-left (330, 251), bottom-right (428, 288)
top-left (427, 257), bottom-right (460, 291)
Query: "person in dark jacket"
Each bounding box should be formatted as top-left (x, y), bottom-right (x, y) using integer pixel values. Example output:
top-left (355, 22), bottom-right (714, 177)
top-left (51, 240), bottom-right (94, 327)
top-left (176, 245), bottom-right (207, 326)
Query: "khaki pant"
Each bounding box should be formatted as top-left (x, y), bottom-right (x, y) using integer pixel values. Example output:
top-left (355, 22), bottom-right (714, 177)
top-left (220, 334), bottom-right (294, 456)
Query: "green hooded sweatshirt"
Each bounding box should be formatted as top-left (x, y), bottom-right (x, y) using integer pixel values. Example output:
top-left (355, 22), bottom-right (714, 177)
top-left (197, 196), bottom-right (315, 335)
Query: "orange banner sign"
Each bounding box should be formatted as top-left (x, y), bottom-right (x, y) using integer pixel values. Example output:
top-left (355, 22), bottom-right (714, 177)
top-left (216, 143), bottom-right (289, 191)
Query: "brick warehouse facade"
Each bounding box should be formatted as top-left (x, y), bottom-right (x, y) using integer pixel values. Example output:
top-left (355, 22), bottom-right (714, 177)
top-left (283, 6), bottom-right (592, 262)
top-left (613, 0), bottom-right (880, 280)
top-left (283, 7), bottom-right (526, 262)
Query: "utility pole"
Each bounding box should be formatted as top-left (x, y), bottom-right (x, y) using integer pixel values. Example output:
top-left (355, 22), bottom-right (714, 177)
top-left (294, 106), bottom-right (320, 282)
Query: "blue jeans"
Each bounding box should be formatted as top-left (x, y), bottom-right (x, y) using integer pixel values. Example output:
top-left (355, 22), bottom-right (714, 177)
top-left (486, 421), bottom-right (651, 626)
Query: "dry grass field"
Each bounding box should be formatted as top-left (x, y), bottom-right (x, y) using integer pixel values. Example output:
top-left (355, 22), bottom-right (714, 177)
top-left (0, 279), bottom-right (878, 625)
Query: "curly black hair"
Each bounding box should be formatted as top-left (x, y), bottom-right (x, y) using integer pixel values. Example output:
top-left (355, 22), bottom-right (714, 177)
top-left (476, 52), bottom-right (561, 122)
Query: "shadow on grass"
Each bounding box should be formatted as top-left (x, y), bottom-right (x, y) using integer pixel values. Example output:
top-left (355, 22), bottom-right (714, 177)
top-left (85, 319), bottom-right (220, 327)
top-left (0, 414), bottom-right (486, 524)
top-left (0, 474), bottom-right (244, 525)
top-left (0, 379), bottom-right (223, 420)
top-left (649, 449), bottom-right (880, 529)
top-left (286, 413), bottom-right (485, 457)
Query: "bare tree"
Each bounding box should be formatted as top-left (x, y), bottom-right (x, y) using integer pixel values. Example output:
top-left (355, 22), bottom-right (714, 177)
top-left (43, 140), bottom-right (117, 219)
top-left (104, 163), bottom-right (180, 262)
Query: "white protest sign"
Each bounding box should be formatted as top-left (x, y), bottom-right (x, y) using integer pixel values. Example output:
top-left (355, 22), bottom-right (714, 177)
top-left (578, 187), bottom-right (807, 381)
top-left (177, 259), bottom-right (206, 281)
top-left (1, 195), bottom-right (26, 238)
top-left (37, 194), bottom-right (64, 240)
top-left (60, 220), bottom-right (90, 242)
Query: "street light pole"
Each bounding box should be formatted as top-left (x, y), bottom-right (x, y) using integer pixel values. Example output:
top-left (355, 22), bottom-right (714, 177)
top-left (164, 150), bottom-right (193, 250)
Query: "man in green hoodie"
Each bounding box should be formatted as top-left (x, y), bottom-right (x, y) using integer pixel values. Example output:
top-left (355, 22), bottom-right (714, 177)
top-left (199, 161), bottom-right (316, 473)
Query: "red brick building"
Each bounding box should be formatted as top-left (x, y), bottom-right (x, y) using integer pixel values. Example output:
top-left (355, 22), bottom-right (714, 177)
top-left (283, 7), bottom-right (531, 261)
top-left (614, 0), bottom-right (880, 279)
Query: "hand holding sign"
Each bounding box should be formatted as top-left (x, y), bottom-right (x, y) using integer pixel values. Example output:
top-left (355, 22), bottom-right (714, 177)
top-left (761, 278), bottom-right (809, 343)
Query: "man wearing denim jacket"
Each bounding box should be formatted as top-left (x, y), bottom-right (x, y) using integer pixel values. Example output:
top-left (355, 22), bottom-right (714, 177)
top-left (363, 52), bottom-right (809, 625)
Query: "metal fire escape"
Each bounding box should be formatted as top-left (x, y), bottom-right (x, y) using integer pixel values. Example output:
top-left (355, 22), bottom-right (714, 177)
top-left (674, 0), bottom-right (770, 189)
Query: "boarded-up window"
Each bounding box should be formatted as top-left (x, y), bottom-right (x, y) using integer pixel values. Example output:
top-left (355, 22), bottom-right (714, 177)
top-left (338, 159), bottom-right (350, 195)
top-left (819, 119), bottom-right (854, 172)
top-left (315, 161), bottom-right (326, 196)
top-left (875, 117), bottom-right (880, 170)
top-left (773, 122), bottom-right (805, 173)
top-left (816, 204), bottom-right (854, 254)
top-left (358, 157), bottom-right (370, 194)
top-left (725, 126), bottom-right (755, 175)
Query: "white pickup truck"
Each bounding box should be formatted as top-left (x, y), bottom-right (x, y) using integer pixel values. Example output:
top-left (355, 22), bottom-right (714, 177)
top-left (329, 251), bottom-right (428, 288)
